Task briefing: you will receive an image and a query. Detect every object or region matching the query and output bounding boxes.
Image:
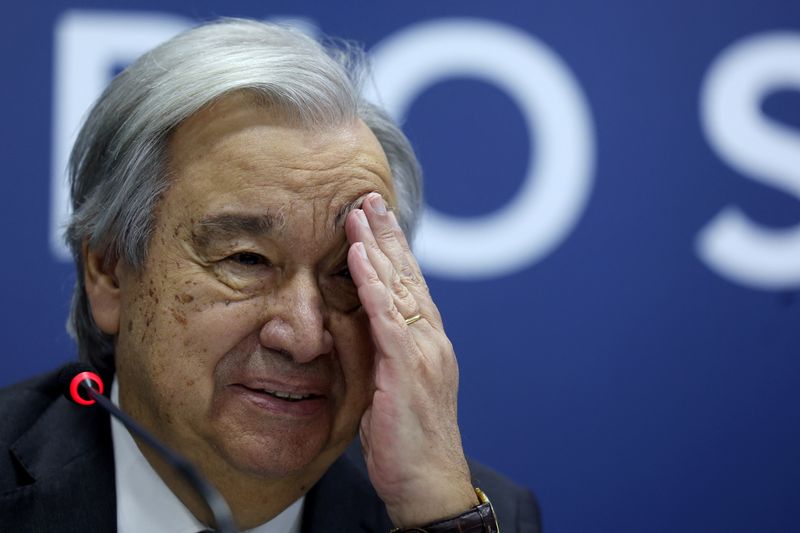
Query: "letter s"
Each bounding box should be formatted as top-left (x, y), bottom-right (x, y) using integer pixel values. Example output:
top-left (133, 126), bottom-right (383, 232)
top-left (699, 32), bottom-right (800, 289)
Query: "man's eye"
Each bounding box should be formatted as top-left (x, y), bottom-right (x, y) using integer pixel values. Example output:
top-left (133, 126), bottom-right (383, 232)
top-left (227, 252), bottom-right (268, 266)
top-left (324, 265), bottom-right (360, 313)
top-left (336, 266), bottom-right (352, 281)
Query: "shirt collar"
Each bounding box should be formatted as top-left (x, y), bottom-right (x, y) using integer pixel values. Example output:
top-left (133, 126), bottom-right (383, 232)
top-left (111, 378), bottom-right (304, 533)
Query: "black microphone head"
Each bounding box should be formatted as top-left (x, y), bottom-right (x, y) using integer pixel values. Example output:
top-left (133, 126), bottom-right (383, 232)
top-left (59, 362), bottom-right (105, 406)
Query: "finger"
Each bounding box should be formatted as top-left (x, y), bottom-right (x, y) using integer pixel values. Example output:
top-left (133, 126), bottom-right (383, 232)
top-left (347, 242), bottom-right (429, 361)
top-left (362, 193), bottom-right (424, 286)
top-left (360, 193), bottom-right (442, 326)
top-left (346, 208), bottom-right (420, 322)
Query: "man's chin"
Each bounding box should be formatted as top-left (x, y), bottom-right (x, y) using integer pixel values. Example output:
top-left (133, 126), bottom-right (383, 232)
top-left (214, 431), bottom-right (335, 480)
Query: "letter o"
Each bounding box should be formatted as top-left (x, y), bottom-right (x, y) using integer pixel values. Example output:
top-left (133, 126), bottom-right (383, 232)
top-left (366, 18), bottom-right (595, 279)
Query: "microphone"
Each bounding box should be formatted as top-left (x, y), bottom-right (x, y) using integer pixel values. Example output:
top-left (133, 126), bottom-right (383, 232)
top-left (59, 363), bottom-right (237, 533)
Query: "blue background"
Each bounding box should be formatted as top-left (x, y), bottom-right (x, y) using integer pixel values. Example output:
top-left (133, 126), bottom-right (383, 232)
top-left (2, 1), bottom-right (800, 532)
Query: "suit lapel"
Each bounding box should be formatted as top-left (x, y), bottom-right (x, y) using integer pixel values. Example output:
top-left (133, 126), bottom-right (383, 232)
top-left (301, 442), bottom-right (392, 533)
top-left (1, 393), bottom-right (116, 533)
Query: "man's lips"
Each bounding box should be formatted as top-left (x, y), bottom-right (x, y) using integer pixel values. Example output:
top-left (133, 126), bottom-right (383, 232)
top-left (238, 384), bottom-right (322, 402)
top-left (228, 381), bottom-right (328, 417)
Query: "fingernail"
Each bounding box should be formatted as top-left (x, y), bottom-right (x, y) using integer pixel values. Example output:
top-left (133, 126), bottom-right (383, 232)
top-left (370, 193), bottom-right (386, 215)
top-left (355, 242), bottom-right (367, 259)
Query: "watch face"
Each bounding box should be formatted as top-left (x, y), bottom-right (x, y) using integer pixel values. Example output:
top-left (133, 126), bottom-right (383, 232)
top-left (475, 488), bottom-right (500, 533)
top-left (478, 501), bottom-right (500, 533)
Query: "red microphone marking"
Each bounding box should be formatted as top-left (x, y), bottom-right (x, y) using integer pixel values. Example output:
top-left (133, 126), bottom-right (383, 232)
top-left (69, 371), bottom-right (104, 405)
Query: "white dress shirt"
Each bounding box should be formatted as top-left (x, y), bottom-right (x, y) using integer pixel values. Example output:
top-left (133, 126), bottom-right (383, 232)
top-left (111, 379), bottom-right (304, 533)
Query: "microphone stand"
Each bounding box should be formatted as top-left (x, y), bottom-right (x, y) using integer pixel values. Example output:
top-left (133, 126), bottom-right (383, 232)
top-left (82, 383), bottom-right (238, 533)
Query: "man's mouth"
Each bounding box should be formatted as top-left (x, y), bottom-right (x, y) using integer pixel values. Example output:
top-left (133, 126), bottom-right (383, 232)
top-left (259, 388), bottom-right (320, 402)
top-left (230, 383), bottom-right (327, 417)
top-left (240, 384), bottom-right (322, 402)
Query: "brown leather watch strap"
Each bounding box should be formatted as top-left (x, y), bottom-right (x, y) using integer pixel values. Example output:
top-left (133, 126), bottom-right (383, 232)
top-left (391, 488), bottom-right (499, 533)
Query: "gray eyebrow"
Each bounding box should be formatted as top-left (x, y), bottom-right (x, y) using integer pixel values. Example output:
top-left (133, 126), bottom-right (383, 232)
top-left (334, 193), bottom-right (371, 230)
top-left (191, 212), bottom-right (282, 248)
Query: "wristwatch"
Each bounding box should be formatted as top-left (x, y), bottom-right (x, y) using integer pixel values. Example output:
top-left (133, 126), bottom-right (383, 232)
top-left (390, 487), bottom-right (500, 533)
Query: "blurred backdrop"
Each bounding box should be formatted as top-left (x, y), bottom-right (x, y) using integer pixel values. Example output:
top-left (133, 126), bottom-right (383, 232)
top-left (2, 1), bottom-right (799, 531)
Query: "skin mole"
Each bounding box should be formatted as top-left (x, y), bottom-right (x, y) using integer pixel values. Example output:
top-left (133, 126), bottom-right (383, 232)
top-left (170, 307), bottom-right (188, 326)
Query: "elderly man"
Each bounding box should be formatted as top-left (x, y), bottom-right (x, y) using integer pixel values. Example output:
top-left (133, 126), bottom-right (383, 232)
top-left (0, 18), bottom-right (540, 532)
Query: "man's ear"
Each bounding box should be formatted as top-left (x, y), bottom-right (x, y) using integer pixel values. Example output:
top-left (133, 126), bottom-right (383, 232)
top-left (83, 240), bottom-right (122, 335)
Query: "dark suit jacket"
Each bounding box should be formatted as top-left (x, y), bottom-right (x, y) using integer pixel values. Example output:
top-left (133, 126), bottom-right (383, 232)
top-left (0, 367), bottom-right (541, 532)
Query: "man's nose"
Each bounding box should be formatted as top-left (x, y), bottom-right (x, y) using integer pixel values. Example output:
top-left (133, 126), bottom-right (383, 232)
top-left (258, 270), bottom-right (334, 363)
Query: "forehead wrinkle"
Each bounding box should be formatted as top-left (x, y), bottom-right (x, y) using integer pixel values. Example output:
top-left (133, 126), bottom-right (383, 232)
top-left (191, 211), bottom-right (285, 248)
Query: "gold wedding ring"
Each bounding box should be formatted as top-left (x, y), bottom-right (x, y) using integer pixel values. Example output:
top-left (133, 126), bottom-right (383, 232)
top-left (404, 313), bottom-right (422, 326)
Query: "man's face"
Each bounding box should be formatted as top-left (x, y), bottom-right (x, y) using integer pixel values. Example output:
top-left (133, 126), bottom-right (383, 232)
top-left (108, 93), bottom-right (395, 482)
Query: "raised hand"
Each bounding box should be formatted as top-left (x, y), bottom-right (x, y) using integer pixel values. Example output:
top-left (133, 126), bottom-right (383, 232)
top-left (345, 192), bottom-right (479, 528)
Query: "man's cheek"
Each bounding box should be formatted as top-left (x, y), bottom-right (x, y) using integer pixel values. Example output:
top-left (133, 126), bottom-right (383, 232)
top-left (348, 345), bottom-right (378, 407)
top-left (337, 327), bottom-right (376, 380)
